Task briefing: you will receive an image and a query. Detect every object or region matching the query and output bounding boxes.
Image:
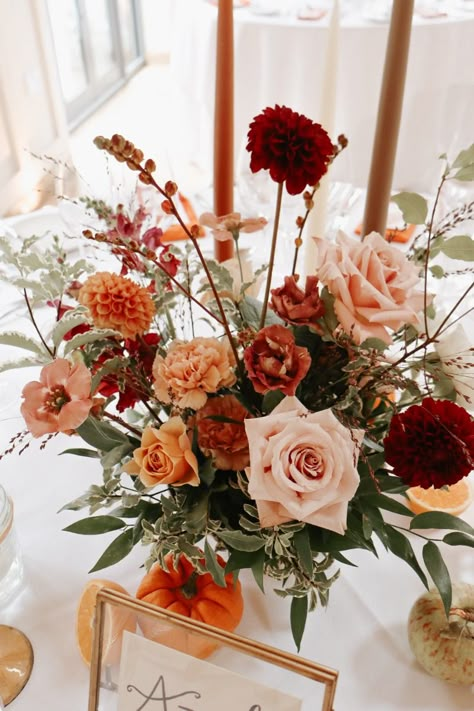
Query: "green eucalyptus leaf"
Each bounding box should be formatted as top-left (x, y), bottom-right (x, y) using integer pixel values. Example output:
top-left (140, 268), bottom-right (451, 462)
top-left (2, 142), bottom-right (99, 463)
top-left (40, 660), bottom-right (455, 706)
top-left (250, 547), bottom-right (266, 593)
top-left (76, 417), bottom-right (130, 452)
top-left (385, 527), bottom-right (428, 589)
top-left (439, 235), bottom-right (474, 261)
top-left (290, 595), bottom-right (308, 652)
top-left (391, 192), bottom-right (428, 225)
top-left (452, 144), bottom-right (474, 169)
top-left (429, 265), bottom-right (445, 279)
top-left (63, 515), bottom-right (126, 535)
top-left (453, 165), bottom-right (474, 181)
top-left (293, 528), bottom-right (313, 576)
top-left (261, 389), bottom-right (285, 413)
top-left (217, 530), bottom-right (265, 552)
top-left (62, 328), bottom-right (122, 355)
top-left (362, 493), bottom-right (413, 517)
top-left (410, 511), bottom-right (474, 536)
top-left (88, 528), bottom-right (134, 572)
top-left (422, 541), bottom-right (452, 618)
top-left (101, 442), bottom-right (135, 469)
top-left (0, 331), bottom-right (45, 354)
top-left (204, 539), bottom-right (227, 587)
top-left (59, 447), bottom-right (100, 458)
top-left (443, 531), bottom-right (474, 548)
top-left (0, 355), bottom-right (48, 372)
top-left (51, 307), bottom-right (89, 348)
top-left (359, 337), bottom-right (388, 352)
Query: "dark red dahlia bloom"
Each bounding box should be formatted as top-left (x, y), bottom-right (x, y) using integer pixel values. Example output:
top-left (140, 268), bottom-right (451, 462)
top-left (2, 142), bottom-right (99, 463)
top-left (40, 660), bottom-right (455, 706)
top-left (383, 398), bottom-right (474, 489)
top-left (246, 105), bottom-right (335, 195)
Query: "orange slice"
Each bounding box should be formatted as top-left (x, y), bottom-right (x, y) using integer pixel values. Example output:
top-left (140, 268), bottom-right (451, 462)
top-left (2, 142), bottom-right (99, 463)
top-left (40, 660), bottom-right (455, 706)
top-left (76, 579), bottom-right (136, 666)
top-left (406, 478), bottom-right (473, 516)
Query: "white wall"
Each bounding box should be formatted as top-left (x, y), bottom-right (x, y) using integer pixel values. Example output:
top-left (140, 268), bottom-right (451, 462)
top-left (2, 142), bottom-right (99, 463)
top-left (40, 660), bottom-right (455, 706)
top-left (141, 0), bottom-right (174, 61)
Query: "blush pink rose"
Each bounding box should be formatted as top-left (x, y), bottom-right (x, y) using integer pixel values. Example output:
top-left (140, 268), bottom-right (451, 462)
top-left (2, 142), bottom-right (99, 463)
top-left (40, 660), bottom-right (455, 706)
top-left (243, 325), bottom-right (311, 396)
top-left (244, 396), bottom-right (363, 533)
top-left (270, 275), bottom-right (325, 328)
top-left (21, 358), bottom-right (93, 437)
top-left (313, 232), bottom-right (426, 345)
top-left (153, 337), bottom-right (236, 410)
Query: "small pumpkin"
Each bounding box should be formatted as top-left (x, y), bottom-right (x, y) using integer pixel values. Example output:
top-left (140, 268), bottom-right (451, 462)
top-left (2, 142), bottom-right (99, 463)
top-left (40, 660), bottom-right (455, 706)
top-left (408, 583), bottom-right (474, 685)
top-left (136, 552), bottom-right (244, 658)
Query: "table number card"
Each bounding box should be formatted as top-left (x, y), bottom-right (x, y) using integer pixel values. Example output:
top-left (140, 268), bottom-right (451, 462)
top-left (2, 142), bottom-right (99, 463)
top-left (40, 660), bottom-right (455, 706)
top-left (117, 631), bottom-right (302, 711)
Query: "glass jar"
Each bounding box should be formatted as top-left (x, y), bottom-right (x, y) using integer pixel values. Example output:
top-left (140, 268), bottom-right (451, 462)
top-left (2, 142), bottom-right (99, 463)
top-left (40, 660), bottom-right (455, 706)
top-left (0, 485), bottom-right (24, 607)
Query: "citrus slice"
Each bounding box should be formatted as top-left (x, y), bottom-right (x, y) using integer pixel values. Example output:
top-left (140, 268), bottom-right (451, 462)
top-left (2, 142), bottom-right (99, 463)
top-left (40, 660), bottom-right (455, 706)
top-left (406, 478), bottom-right (473, 516)
top-left (76, 579), bottom-right (136, 666)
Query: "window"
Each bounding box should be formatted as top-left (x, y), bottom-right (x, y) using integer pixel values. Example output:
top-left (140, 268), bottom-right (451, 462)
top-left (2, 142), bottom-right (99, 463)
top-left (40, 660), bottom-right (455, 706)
top-left (47, 0), bottom-right (144, 128)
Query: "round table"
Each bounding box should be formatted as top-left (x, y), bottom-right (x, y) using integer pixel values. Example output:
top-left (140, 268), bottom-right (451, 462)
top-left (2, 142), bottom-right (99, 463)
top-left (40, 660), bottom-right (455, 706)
top-left (169, 0), bottom-right (474, 194)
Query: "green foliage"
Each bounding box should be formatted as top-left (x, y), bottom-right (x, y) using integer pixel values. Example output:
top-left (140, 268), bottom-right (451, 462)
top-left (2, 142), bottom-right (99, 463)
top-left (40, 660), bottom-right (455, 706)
top-left (391, 192), bottom-right (428, 225)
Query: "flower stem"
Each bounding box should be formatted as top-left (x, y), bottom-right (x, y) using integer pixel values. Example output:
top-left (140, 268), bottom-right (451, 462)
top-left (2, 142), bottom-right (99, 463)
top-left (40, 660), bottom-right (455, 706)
top-left (23, 289), bottom-right (55, 358)
top-left (260, 182), bottom-right (284, 329)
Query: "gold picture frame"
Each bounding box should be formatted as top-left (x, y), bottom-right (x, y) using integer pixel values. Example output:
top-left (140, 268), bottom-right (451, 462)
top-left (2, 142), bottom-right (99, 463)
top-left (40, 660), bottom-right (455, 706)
top-left (88, 587), bottom-right (338, 711)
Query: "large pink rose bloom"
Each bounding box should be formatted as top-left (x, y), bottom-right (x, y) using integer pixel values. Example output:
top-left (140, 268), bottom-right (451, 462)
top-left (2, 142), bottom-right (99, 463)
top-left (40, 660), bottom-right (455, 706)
top-left (314, 232), bottom-right (426, 345)
top-left (245, 396), bottom-right (363, 533)
top-left (21, 358), bottom-right (93, 437)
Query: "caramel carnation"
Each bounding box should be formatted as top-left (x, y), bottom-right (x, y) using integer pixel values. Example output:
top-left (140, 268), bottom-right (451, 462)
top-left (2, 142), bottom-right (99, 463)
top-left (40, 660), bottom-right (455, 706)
top-left (153, 337), bottom-right (236, 410)
top-left (78, 271), bottom-right (155, 339)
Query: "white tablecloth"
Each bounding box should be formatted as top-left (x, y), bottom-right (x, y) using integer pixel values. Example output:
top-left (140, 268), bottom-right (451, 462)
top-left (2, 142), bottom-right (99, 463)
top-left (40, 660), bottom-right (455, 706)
top-left (169, 1), bottom-right (474, 194)
top-left (0, 207), bottom-right (473, 709)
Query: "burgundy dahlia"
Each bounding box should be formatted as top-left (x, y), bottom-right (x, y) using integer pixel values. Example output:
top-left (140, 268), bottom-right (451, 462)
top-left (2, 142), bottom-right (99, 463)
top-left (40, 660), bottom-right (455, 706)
top-left (246, 105), bottom-right (335, 195)
top-left (383, 398), bottom-right (474, 489)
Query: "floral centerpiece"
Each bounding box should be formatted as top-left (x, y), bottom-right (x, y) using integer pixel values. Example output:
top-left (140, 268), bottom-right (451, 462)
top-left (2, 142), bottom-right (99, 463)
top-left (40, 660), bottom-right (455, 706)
top-left (1, 106), bottom-right (473, 649)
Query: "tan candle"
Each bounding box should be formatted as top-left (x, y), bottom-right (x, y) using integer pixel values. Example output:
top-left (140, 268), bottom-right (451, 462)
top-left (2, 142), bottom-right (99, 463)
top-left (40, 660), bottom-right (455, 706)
top-left (302, 0), bottom-right (340, 277)
top-left (362, 0), bottom-right (414, 238)
top-left (213, 0), bottom-right (234, 262)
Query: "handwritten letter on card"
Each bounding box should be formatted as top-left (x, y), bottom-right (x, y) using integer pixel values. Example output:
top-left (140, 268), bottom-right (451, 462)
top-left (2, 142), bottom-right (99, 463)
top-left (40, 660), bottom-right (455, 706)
top-left (118, 631), bottom-right (302, 711)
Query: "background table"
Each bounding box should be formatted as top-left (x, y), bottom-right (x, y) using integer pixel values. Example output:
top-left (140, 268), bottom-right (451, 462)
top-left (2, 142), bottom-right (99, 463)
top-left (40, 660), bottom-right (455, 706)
top-left (169, 0), bottom-right (474, 195)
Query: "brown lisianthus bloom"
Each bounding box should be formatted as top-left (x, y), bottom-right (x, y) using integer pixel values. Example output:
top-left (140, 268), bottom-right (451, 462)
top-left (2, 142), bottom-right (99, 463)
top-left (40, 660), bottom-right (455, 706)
top-left (246, 105), bottom-right (335, 195)
top-left (78, 271), bottom-right (155, 339)
top-left (196, 394), bottom-right (251, 471)
top-left (243, 325), bottom-right (311, 396)
top-left (270, 275), bottom-right (325, 329)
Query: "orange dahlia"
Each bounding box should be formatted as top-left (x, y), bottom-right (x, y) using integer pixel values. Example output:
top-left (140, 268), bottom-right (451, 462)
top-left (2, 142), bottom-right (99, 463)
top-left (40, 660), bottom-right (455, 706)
top-left (78, 272), bottom-right (155, 339)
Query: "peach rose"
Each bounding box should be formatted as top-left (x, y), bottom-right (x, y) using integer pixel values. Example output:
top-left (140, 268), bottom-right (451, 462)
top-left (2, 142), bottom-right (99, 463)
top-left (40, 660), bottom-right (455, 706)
top-left (21, 358), bottom-right (93, 437)
top-left (124, 417), bottom-right (199, 487)
top-left (314, 232), bottom-right (426, 345)
top-left (245, 396), bottom-right (363, 533)
top-left (243, 324), bottom-right (311, 396)
top-left (153, 337), bottom-right (236, 410)
top-left (196, 395), bottom-right (250, 470)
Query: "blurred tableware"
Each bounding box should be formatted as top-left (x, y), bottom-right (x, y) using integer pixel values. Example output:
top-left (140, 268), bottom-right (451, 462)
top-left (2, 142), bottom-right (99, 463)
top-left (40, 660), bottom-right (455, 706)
top-left (0, 625), bottom-right (33, 705)
top-left (0, 485), bottom-right (24, 608)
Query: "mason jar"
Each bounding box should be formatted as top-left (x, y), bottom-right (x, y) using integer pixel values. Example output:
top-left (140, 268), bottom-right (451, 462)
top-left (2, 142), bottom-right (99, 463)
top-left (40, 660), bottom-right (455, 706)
top-left (0, 485), bottom-right (24, 607)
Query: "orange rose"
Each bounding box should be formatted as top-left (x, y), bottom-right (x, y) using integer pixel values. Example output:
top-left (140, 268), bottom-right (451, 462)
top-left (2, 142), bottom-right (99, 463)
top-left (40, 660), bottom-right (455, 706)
top-left (124, 417), bottom-right (199, 488)
top-left (196, 395), bottom-right (251, 471)
top-left (152, 337), bottom-right (236, 410)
